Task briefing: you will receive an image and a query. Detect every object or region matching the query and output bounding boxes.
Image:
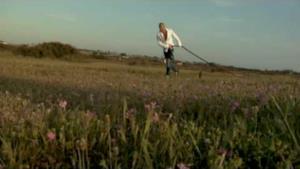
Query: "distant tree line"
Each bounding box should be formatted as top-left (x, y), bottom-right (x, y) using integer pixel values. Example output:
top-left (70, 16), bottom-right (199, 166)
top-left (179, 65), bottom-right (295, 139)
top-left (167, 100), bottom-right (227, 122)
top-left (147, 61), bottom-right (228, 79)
top-left (12, 42), bottom-right (78, 58)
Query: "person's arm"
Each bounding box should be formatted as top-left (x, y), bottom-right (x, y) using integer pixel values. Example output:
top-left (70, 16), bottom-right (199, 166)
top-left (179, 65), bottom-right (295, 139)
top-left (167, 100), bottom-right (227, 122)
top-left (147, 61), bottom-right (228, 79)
top-left (171, 29), bottom-right (182, 47)
top-left (157, 33), bottom-right (169, 48)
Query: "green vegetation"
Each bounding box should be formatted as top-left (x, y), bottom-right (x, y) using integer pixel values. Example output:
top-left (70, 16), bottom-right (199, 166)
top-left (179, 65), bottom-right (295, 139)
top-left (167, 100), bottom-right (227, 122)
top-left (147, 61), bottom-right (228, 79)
top-left (1, 42), bottom-right (78, 59)
top-left (0, 51), bottom-right (299, 169)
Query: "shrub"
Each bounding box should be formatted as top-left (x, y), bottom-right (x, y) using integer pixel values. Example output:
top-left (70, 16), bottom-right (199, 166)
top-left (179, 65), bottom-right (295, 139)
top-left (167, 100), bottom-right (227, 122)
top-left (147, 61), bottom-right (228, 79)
top-left (13, 42), bottom-right (78, 58)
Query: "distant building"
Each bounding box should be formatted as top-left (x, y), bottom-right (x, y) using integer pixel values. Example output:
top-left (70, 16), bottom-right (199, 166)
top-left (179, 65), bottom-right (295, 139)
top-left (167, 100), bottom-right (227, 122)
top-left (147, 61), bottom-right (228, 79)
top-left (0, 40), bottom-right (8, 45)
top-left (177, 61), bottom-right (183, 66)
top-left (79, 49), bottom-right (94, 55)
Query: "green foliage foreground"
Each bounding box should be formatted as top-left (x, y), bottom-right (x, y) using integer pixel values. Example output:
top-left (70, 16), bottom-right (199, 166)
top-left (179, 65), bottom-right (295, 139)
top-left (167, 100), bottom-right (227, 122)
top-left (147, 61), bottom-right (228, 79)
top-left (0, 55), bottom-right (299, 168)
top-left (0, 90), bottom-right (299, 169)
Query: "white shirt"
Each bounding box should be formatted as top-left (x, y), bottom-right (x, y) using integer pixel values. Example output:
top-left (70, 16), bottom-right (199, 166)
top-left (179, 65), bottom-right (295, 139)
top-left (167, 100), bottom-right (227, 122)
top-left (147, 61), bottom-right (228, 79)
top-left (157, 28), bottom-right (182, 50)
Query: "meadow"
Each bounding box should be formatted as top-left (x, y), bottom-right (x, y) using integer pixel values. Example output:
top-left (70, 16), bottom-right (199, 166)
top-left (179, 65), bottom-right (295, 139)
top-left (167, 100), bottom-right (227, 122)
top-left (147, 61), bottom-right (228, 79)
top-left (0, 51), bottom-right (299, 169)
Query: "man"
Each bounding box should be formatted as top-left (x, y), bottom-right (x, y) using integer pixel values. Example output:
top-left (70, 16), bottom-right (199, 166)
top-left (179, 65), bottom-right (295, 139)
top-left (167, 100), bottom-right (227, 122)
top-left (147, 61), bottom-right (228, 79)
top-left (157, 22), bottom-right (183, 77)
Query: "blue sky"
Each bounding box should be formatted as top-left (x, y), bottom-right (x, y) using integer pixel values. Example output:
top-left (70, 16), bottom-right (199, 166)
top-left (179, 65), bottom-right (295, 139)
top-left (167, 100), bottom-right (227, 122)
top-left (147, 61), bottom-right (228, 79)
top-left (1, 0), bottom-right (299, 71)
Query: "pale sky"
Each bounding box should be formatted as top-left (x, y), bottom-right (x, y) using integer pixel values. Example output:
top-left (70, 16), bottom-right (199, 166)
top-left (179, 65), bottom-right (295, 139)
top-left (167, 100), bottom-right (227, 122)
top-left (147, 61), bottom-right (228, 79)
top-left (1, 0), bottom-right (299, 71)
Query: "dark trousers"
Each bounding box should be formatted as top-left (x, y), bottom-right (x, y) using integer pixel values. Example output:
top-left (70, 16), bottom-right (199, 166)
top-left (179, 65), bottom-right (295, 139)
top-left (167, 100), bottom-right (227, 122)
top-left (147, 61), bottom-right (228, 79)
top-left (164, 48), bottom-right (177, 75)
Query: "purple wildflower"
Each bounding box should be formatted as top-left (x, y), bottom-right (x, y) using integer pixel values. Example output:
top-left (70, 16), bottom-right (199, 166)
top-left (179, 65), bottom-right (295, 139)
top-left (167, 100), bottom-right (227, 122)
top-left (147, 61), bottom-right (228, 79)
top-left (230, 101), bottom-right (240, 112)
top-left (256, 92), bottom-right (269, 106)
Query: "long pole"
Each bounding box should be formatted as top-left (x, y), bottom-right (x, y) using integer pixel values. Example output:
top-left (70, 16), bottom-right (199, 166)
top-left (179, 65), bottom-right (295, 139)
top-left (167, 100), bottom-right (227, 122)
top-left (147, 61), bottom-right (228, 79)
top-left (182, 46), bottom-right (210, 64)
top-left (175, 45), bottom-right (211, 65)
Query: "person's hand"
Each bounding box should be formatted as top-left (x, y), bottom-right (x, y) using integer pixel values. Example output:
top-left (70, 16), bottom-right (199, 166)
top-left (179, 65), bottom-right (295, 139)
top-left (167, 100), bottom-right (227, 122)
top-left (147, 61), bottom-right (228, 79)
top-left (163, 59), bottom-right (167, 64)
top-left (169, 44), bottom-right (173, 49)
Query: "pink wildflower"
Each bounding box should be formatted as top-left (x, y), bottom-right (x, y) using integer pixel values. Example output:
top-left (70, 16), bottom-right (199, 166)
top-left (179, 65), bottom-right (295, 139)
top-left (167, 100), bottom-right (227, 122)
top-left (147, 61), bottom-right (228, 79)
top-left (59, 100), bottom-right (67, 110)
top-left (125, 108), bottom-right (136, 120)
top-left (47, 131), bottom-right (56, 142)
top-left (144, 104), bottom-right (151, 111)
top-left (145, 101), bottom-right (157, 112)
top-left (217, 148), bottom-right (232, 157)
top-left (152, 112), bottom-right (160, 123)
top-left (131, 83), bottom-right (137, 88)
top-left (256, 92), bottom-right (268, 106)
top-left (86, 110), bottom-right (97, 119)
top-left (176, 163), bottom-right (190, 169)
top-left (217, 148), bottom-right (227, 155)
top-left (230, 101), bottom-right (240, 112)
top-left (150, 101), bottom-right (157, 108)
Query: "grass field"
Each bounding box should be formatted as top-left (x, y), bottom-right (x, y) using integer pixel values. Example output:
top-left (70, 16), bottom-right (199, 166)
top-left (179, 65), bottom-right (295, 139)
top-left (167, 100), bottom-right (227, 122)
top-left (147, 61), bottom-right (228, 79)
top-left (0, 51), bottom-right (299, 169)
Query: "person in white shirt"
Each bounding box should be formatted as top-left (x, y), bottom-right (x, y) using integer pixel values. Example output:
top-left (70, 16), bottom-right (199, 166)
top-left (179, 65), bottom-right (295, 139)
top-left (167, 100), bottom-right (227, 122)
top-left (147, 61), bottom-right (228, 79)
top-left (157, 22), bottom-right (182, 76)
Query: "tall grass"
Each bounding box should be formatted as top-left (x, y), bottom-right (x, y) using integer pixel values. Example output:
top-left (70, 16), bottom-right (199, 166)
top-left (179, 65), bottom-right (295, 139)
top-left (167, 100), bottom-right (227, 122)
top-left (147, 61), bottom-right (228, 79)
top-left (0, 53), bottom-right (299, 168)
top-left (0, 91), bottom-right (299, 169)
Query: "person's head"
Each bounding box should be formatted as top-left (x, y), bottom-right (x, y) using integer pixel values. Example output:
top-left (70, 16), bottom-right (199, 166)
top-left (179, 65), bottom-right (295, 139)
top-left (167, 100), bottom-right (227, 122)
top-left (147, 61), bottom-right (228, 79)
top-left (159, 22), bottom-right (167, 32)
